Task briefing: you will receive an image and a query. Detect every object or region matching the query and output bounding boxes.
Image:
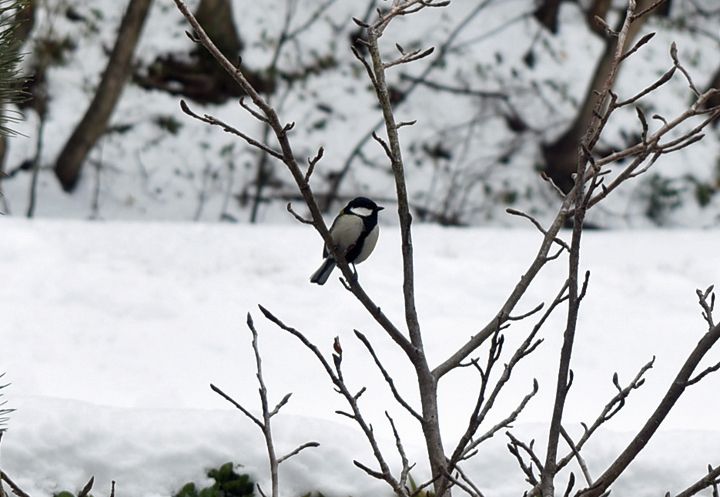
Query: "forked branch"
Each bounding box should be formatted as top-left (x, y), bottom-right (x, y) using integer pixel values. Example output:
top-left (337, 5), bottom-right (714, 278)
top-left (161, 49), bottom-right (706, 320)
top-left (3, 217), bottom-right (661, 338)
top-left (258, 305), bottom-right (412, 497)
top-left (577, 321), bottom-right (720, 497)
top-left (211, 313), bottom-right (318, 497)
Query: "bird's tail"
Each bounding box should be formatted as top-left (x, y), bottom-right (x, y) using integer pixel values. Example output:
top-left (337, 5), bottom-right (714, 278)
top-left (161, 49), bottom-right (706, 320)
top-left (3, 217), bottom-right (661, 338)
top-left (310, 258), bottom-right (336, 285)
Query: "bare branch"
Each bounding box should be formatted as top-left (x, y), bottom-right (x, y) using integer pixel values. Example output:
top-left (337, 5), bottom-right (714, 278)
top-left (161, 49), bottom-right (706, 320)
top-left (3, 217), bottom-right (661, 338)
top-left (669, 42), bottom-right (700, 96)
top-left (354, 330), bottom-right (423, 422)
top-left (442, 468), bottom-right (484, 497)
top-left (286, 203), bottom-right (313, 224)
top-left (305, 147), bottom-right (324, 182)
top-left (452, 465), bottom-right (485, 497)
top-left (211, 383), bottom-right (264, 428)
top-left (277, 441), bottom-right (321, 464)
top-left (470, 379), bottom-right (539, 449)
top-left (396, 120), bottom-right (417, 129)
top-left (172, 2), bottom-right (417, 368)
top-left (631, 0), bottom-right (667, 20)
top-left (269, 392), bottom-right (292, 417)
top-left (686, 360), bottom-right (720, 386)
top-left (351, 45), bottom-right (377, 88)
top-left (385, 411), bottom-right (412, 488)
top-left (353, 460), bottom-right (386, 480)
top-left (78, 477), bottom-right (94, 497)
top-left (372, 131), bottom-right (393, 161)
top-left (696, 285), bottom-right (715, 330)
top-left (619, 32), bottom-right (656, 61)
top-left (258, 306), bottom-right (409, 496)
top-left (563, 472), bottom-right (576, 497)
top-left (325, 0), bottom-right (497, 209)
top-left (560, 426), bottom-right (593, 486)
top-left (506, 208), bottom-right (570, 252)
top-left (541, 171), bottom-right (569, 198)
top-left (614, 66), bottom-right (675, 107)
top-left (399, 73), bottom-right (508, 99)
top-left (508, 302), bottom-right (545, 321)
top-left (577, 321), bottom-right (720, 497)
top-left (534, 356), bottom-right (656, 491)
top-left (674, 464), bottom-right (720, 497)
top-left (507, 432), bottom-right (544, 481)
top-left (239, 97), bottom-right (270, 124)
top-left (383, 46), bottom-right (435, 70)
top-left (257, 484), bottom-right (268, 497)
top-left (0, 471), bottom-right (32, 497)
top-left (179, 100), bottom-right (284, 160)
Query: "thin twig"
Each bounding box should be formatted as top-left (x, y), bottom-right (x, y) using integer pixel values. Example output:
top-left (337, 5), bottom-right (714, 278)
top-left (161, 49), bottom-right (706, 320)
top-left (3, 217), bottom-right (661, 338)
top-left (560, 426), bottom-right (593, 486)
top-left (258, 305), bottom-right (409, 496)
top-left (354, 330), bottom-right (423, 422)
top-left (179, 100), bottom-right (284, 160)
top-left (211, 383), bottom-right (264, 428)
top-left (286, 203), bottom-right (313, 224)
top-left (277, 441), bottom-right (321, 464)
top-left (0, 472), bottom-right (31, 497)
top-left (577, 322), bottom-right (720, 497)
top-left (674, 464), bottom-right (720, 497)
top-left (507, 432), bottom-right (544, 478)
top-left (78, 477), bottom-right (94, 497)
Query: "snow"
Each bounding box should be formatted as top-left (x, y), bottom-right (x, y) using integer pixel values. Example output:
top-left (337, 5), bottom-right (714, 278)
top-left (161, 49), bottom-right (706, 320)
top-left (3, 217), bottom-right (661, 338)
top-left (2, 0), bottom-right (720, 495)
top-left (2, 218), bottom-right (719, 496)
top-left (3, 0), bottom-right (719, 225)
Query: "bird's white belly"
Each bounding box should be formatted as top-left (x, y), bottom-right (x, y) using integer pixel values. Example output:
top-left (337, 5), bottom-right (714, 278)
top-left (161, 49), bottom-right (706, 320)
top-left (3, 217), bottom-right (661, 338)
top-left (355, 224), bottom-right (379, 263)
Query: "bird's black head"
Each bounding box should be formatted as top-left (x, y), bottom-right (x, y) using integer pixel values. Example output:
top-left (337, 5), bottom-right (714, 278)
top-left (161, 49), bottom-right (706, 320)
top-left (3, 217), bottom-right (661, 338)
top-left (345, 196), bottom-right (384, 217)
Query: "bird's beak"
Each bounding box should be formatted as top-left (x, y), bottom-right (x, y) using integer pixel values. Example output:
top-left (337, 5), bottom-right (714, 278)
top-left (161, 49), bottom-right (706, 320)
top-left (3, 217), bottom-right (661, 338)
top-left (377, 206), bottom-right (385, 211)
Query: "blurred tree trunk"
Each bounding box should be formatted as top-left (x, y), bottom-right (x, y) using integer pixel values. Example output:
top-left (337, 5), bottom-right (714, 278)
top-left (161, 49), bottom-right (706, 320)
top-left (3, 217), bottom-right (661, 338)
top-left (534, 0), bottom-right (562, 33)
top-left (542, 0), bottom-right (655, 193)
top-left (656, 0), bottom-right (672, 17)
top-left (191, 0), bottom-right (246, 100)
top-left (704, 65), bottom-right (720, 126)
top-left (133, 0), bottom-right (257, 104)
top-left (53, 0), bottom-right (152, 192)
top-left (586, 0), bottom-right (611, 35)
top-left (194, 0), bottom-right (242, 60)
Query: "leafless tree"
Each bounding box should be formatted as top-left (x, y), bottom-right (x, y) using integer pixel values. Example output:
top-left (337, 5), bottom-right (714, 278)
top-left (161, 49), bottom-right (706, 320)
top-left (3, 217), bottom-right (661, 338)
top-left (321, 0), bottom-right (501, 214)
top-left (246, 0), bottom-right (337, 223)
top-left (173, 0), bottom-right (720, 496)
top-left (211, 314), bottom-right (319, 497)
top-left (542, 0), bottom-right (661, 192)
top-left (53, 0), bottom-right (153, 192)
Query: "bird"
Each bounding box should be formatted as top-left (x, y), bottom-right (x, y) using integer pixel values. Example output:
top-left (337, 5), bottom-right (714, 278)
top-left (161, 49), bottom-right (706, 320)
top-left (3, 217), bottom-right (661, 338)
top-left (310, 196), bottom-right (384, 285)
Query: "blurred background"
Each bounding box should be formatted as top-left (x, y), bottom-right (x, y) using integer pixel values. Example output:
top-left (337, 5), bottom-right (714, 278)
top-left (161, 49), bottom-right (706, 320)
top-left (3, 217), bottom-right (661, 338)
top-left (1, 0), bottom-right (718, 227)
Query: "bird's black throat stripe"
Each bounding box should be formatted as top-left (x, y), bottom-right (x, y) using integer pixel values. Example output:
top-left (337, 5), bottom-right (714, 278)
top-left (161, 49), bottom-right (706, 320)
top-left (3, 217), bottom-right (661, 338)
top-left (345, 211), bottom-right (376, 263)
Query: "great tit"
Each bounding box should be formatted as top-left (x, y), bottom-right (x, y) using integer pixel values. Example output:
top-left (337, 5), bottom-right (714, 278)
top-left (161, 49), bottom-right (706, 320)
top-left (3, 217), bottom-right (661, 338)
top-left (310, 196), bottom-right (384, 285)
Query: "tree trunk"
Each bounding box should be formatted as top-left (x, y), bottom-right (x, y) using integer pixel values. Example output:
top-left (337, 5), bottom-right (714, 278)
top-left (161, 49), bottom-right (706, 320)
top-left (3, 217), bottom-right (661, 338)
top-left (194, 0), bottom-right (242, 60)
top-left (534, 0), bottom-right (562, 33)
top-left (656, 0), bottom-right (672, 17)
top-left (53, 0), bottom-right (152, 192)
top-left (704, 65), bottom-right (720, 126)
top-left (193, 0), bottom-right (246, 96)
top-left (542, 0), bottom-right (654, 193)
top-left (586, 0), bottom-right (611, 35)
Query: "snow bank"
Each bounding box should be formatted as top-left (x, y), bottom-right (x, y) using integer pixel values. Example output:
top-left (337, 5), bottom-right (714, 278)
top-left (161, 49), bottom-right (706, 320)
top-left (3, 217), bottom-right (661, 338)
top-left (1, 219), bottom-right (719, 496)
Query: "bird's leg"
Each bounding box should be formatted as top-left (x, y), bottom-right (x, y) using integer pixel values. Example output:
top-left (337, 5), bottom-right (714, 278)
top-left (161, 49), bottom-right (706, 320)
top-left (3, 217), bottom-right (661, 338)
top-left (350, 263), bottom-right (358, 282)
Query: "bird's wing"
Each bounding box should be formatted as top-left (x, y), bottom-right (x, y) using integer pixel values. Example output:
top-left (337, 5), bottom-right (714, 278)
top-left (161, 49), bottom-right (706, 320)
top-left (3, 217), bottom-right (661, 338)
top-left (324, 214), bottom-right (364, 258)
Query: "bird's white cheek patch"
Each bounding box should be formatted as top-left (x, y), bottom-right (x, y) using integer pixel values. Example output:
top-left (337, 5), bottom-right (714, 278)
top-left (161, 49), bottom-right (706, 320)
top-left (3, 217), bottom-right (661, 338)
top-left (350, 207), bottom-right (373, 217)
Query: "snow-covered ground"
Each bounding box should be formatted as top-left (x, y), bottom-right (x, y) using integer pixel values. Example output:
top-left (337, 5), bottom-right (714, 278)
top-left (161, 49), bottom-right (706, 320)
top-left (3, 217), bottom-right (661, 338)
top-left (2, 218), bottom-right (719, 496)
